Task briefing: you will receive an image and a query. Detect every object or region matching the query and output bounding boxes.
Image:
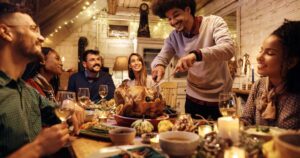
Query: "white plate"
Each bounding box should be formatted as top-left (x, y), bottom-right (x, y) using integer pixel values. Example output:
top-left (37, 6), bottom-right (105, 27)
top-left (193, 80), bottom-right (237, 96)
top-left (244, 126), bottom-right (286, 139)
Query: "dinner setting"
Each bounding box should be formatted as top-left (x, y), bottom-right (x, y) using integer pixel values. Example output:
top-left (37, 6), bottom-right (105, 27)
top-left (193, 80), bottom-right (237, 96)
top-left (1, 0), bottom-right (300, 158)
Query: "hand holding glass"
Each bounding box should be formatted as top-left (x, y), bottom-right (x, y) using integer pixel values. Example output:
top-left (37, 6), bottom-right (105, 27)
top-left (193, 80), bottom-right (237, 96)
top-left (55, 91), bottom-right (76, 122)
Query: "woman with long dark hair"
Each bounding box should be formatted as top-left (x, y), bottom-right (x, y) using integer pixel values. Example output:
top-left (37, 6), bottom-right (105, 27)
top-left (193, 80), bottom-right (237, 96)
top-left (241, 20), bottom-right (300, 129)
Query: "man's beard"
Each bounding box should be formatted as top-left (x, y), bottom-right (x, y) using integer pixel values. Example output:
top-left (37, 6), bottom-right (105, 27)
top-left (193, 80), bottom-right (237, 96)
top-left (14, 36), bottom-right (43, 63)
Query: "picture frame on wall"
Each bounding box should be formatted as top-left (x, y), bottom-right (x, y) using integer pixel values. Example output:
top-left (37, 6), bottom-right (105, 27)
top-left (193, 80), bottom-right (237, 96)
top-left (108, 25), bottom-right (129, 38)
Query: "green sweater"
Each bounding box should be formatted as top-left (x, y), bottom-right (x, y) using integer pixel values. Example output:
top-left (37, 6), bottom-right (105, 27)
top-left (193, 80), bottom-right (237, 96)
top-left (0, 71), bottom-right (58, 157)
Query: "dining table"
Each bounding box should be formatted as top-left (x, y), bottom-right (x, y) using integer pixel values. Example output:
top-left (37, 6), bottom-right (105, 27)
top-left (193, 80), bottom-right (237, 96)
top-left (67, 112), bottom-right (284, 158)
top-left (71, 137), bottom-right (112, 158)
top-left (69, 116), bottom-right (149, 158)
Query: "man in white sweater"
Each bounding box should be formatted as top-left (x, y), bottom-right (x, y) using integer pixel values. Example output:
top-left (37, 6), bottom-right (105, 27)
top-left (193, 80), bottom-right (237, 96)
top-left (151, 0), bottom-right (235, 119)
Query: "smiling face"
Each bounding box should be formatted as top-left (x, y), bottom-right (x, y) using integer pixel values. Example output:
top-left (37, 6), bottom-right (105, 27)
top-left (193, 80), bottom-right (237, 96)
top-left (129, 55), bottom-right (143, 73)
top-left (4, 13), bottom-right (45, 61)
top-left (43, 51), bottom-right (63, 76)
top-left (83, 54), bottom-right (102, 73)
top-left (256, 35), bottom-right (284, 79)
top-left (165, 7), bottom-right (192, 32)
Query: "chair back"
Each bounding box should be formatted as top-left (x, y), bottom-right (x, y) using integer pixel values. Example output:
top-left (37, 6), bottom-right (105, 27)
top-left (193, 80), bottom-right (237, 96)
top-left (160, 82), bottom-right (178, 107)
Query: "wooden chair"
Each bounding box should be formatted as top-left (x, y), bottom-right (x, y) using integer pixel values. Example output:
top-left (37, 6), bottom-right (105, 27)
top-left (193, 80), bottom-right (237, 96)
top-left (160, 82), bottom-right (178, 107)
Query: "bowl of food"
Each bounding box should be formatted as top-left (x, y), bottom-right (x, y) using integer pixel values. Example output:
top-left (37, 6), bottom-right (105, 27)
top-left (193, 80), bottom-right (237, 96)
top-left (159, 131), bottom-right (199, 157)
top-left (109, 127), bottom-right (136, 145)
top-left (274, 132), bottom-right (300, 158)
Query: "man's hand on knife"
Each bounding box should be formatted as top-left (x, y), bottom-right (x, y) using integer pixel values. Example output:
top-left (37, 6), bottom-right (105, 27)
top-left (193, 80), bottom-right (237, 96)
top-left (174, 53), bottom-right (196, 72)
top-left (152, 65), bottom-right (165, 82)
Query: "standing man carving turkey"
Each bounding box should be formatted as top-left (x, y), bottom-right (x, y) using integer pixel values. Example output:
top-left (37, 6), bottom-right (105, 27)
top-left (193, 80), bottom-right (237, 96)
top-left (151, 0), bottom-right (235, 119)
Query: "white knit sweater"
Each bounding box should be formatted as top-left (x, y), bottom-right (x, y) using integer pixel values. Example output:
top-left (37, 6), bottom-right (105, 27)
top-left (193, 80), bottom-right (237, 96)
top-left (151, 15), bottom-right (234, 102)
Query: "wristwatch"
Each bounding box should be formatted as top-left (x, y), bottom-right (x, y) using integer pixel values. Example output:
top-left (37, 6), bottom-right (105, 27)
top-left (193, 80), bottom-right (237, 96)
top-left (189, 50), bottom-right (202, 61)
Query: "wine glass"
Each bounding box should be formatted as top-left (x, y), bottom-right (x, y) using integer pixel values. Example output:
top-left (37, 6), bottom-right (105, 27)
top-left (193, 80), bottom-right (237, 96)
top-left (218, 92), bottom-right (238, 117)
top-left (99, 85), bottom-right (108, 102)
top-left (55, 91), bottom-right (76, 122)
top-left (77, 88), bottom-right (90, 108)
top-left (55, 91), bottom-right (76, 146)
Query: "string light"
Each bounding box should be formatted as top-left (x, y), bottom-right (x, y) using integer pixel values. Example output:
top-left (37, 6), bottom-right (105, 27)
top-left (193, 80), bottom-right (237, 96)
top-left (46, 0), bottom-right (172, 40)
top-left (46, 0), bottom-right (98, 38)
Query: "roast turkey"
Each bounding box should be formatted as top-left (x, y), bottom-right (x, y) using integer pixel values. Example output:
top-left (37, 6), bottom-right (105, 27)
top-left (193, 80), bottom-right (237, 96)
top-left (114, 82), bottom-right (165, 118)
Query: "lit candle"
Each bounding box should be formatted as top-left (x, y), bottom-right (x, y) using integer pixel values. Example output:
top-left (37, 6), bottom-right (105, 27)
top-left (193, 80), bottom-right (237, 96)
top-left (61, 56), bottom-right (65, 63)
top-left (96, 110), bottom-right (108, 122)
top-left (150, 134), bottom-right (160, 148)
top-left (198, 125), bottom-right (212, 137)
top-left (150, 134), bottom-right (159, 143)
top-left (251, 65), bottom-right (254, 83)
top-left (217, 117), bottom-right (239, 143)
top-left (213, 122), bottom-right (219, 133)
top-left (246, 65), bottom-right (250, 82)
top-left (61, 56), bottom-right (66, 71)
top-left (241, 56), bottom-right (246, 75)
top-left (224, 146), bottom-right (246, 158)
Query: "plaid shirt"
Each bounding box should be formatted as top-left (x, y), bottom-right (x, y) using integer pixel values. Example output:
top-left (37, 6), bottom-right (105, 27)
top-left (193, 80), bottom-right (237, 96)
top-left (0, 71), bottom-right (57, 157)
top-left (241, 77), bottom-right (300, 129)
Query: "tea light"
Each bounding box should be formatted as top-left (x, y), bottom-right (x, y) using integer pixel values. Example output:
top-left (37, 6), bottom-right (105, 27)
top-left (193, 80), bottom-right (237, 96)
top-left (224, 146), bottom-right (246, 158)
top-left (198, 125), bottom-right (212, 137)
top-left (218, 117), bottom-right (239, 143)
top-left (213, 122), bottom-right (219, 133)
top-left (95, 110), bottom-right (108, 122)
top-left (141, 133), bottom-right (157, 144)
top-left (150, 134), bottom-right (159, 143)
top-left (150, 134), bottom-right (160, 148)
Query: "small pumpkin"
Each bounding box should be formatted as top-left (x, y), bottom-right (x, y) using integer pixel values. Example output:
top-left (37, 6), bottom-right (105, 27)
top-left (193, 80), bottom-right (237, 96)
top-left (158, 120), bottom-right (174, 133)
top-left (131, 119), bottom-right (154, 135)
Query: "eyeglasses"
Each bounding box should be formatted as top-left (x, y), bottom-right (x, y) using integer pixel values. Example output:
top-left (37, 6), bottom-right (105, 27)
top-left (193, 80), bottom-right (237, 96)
top-left (6, 24), bottom-right (40, 34)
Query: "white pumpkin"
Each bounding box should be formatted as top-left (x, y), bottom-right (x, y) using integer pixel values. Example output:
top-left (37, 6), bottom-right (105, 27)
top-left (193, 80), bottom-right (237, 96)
top-left (131, 119), bottom-right (154, 135)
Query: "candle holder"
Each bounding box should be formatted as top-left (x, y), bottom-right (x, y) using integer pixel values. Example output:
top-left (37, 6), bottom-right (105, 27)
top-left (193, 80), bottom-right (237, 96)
top-left (224, 146), bottom-right (246, 158)
top-left (95, 109), bottom-right (108, 123)
top-left (198, 125), bottom-right (213, 138)
top-left (141, 132), bottom-right (157, 144)
top-left (217, 117), bottom-right (240, 143)
top-left (150, 134), bottom-right (160, 149)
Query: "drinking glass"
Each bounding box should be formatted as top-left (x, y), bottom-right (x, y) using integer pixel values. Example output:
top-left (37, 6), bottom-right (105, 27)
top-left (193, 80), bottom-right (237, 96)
top-left (77, 88), bottom-right (90, 108)
top-left (55, 91), bottom-right (76, 146)
top-left (99, 85), bottom-right (108, 102)
top-left (218, 92), bottom-right (237, 117)
top-left (55, 91), bottom-right (76, 122)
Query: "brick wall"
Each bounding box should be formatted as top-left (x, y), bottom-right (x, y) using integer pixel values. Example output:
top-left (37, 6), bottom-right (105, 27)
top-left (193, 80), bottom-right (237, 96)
top-left (240, 0), bottom-right (300, 65)
top-left (239, 0), bottom-right (300, 88)
top-left (199, 0), bottom-right (300, 88)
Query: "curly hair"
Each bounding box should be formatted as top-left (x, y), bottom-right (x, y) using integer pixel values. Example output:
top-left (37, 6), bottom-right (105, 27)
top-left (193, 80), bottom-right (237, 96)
top-left (271, 20), bottom-right (300, 93)
top-left (128, 53), bottom-right (147, 86)
top-left (22, 47), bottom-right (60, 93)
top-left (22, 47), bottom-right (55, 79)
top-left (151, 0), bottom-right (196, 18)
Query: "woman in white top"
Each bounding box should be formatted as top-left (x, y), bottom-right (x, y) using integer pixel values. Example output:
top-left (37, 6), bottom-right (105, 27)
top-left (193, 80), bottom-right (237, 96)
top-left (126, 53), bottom-right (148, 86)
